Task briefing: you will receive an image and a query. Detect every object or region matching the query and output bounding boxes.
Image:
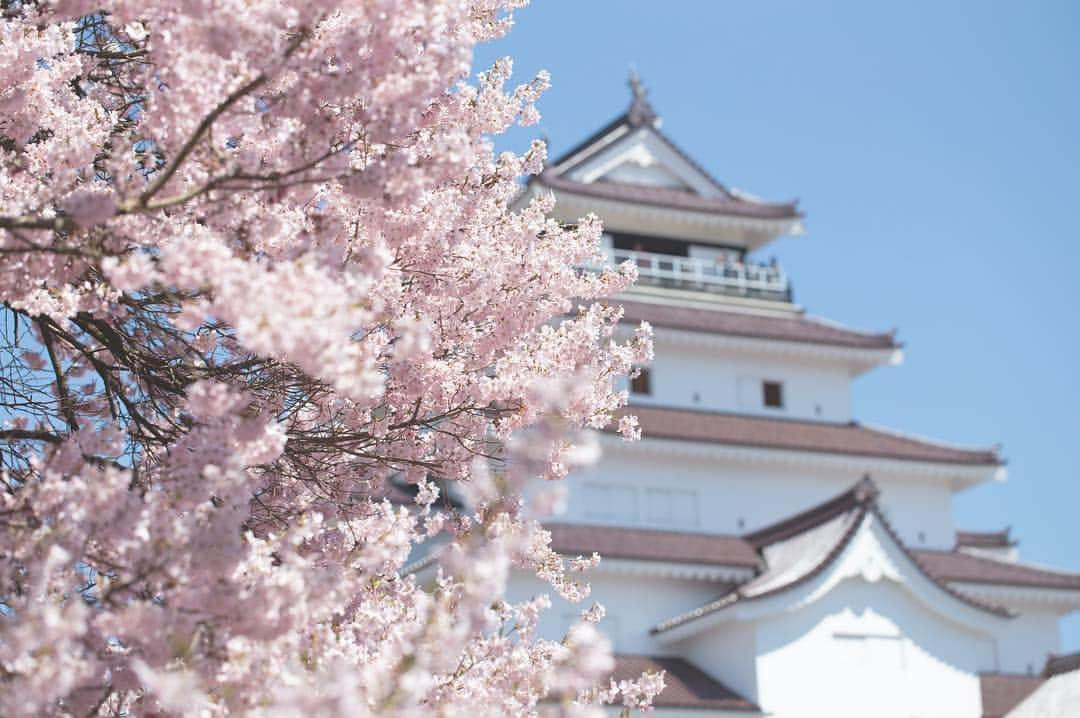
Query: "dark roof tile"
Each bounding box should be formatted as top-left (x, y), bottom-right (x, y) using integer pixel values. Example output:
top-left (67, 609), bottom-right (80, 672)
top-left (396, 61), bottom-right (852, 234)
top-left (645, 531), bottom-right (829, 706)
top-left (957, 529), bottom-right (1016, 549)
top-left (620, 405), bottom-right (1003, 467)
top-left (1044, 651), bottom-right (1080, 677)
top-left (979, 673), bottom-right (1044, 718)
top-left (539, 171), bottom-right (800, 220)
top-left (912, 550), bottom-right (1080, 591)
top-left (547, 523), bottom-right (759, 568)
top-left (620, 299), bottom-right (899, 349)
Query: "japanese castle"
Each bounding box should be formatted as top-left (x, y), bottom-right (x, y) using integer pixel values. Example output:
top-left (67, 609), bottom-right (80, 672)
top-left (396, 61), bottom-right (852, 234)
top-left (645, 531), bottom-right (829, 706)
top-left (509, 80), bottom-right (1080, 717)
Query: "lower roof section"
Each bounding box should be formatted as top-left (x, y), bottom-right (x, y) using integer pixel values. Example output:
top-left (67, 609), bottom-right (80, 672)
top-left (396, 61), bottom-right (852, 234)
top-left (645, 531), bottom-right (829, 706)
top-left (618, 405), bottom-right (1004, 468)
top-left (546, 482), bottom-right (1080, 596)
top-left (980, 673), bottom-right (1045, 718)
top-left (980, 653), bottom-right (1080, 717)
top-left (912, 549), bottom-right (1080, 591)
top-left (612, 655), bottom-right (759, 713)
top-left (547, 523), bottom-right (759, 569)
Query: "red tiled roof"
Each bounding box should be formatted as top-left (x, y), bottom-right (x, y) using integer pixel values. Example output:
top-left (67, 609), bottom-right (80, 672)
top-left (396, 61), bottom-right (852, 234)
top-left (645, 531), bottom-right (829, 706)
top-left (546, 523), bottom-right (759, 568)
top-left (621, 405), bottom-right (1003, 467)
top-left (979, 673), bottom-right (1044, 718)
top-left (912, 549), bottom-right (1080, 591)
top-left (957, 529), bottom-right (1016, 549)
top-left (539, 171), bottom-right (800, 220)
top-left (1044, 651), bottom-right (1080, 677)
top-left (546, 520), bottom-right (1080, 595)
top-left (612, 655), bottom-right (759, 712)
top-left (619, 299), bottom-right (899, 349)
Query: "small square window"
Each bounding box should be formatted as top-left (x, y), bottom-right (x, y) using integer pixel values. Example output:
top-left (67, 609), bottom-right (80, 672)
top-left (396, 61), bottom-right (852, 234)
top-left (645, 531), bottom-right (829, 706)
top-left (631, 368), bottom-right (652, 395)
top-left (762, 380), bottom-right (783, 408)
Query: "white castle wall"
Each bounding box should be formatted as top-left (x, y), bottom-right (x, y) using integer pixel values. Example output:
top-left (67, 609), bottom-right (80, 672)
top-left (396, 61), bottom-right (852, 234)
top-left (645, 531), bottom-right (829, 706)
top-left (749, 578), bottom-right (989, 718)
top-left (504, 571), bottom-right (721, 656)
top-left (992, 608), bottom-right (1062, 674)
top-left (561, 446), bottom-right (957, 550)
top-left (622, 337), bottom-right (854, 422)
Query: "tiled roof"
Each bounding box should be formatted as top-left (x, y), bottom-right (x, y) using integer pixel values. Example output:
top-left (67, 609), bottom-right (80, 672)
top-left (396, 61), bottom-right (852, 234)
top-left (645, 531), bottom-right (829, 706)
top-left (621, 405), bottom-right (1003, 467)
top-left (612, 655), bottom-right (759, 712)
top-left (538, 171), bottom-right (800, 220)
top-left (1041, 647), bottom-right (1080, 678)
top-left (546, 520), bottom-right (1080, 596)
top-left (979, 673), bottom-right (1044, 718)
top-left (1044, 651), bottom-right (1080, 677)
top-left (957, 529), bottom-right (1016, 549)
top-left (546, 523), bottom-right (759, 568)
top-left (912, 550), bottom-right (1080, 591)
top-left (619, 299), bottom-right (899, 349)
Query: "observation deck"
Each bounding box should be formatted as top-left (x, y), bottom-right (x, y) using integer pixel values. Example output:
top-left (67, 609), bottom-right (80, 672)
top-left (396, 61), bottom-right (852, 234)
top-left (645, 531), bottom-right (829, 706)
top-left (602, 246), bottom-right (791, 303)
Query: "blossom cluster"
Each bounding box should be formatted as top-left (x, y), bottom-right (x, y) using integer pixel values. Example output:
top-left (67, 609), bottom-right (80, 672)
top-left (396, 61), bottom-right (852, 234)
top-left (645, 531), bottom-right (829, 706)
top-left (0, 1), bottom-right (657, 716)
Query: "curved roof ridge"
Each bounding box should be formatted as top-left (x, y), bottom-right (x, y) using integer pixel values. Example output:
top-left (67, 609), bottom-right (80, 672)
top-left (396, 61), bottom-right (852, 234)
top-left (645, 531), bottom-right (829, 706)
top-left (800, 311), bottom-right (900, 341)
top-left (743, 475), bottom-right (876, 548)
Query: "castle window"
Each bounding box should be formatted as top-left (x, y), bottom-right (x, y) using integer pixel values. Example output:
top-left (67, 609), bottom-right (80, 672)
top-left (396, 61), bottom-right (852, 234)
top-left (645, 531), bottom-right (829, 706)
top-left (631, 368), bottom-right (652, 395)
top-left (645, 488), bottom-right (699, 527)
top-left (583, 483), bottom-right (638, 523)
top-left (763, 380), bottom-right (784, 408)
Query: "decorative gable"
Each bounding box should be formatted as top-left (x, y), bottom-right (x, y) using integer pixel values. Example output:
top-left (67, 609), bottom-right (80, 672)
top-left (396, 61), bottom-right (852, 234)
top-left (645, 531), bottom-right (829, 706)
top-left (652, 478), bottom-right (1012, 643)
top-left (526, 73), bottom-right (803, 245)
top-left (558, 125), bottom-right (724, 196)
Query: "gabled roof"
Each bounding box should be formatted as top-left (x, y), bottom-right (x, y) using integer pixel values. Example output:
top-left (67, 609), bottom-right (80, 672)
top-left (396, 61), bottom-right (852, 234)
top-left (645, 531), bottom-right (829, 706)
top-left (620, 299), bottom-right (900, 350)
top-left (651, 477), bottom-right (1013, 637)
top-left (612, 655), bottom-right (759, 713)
top-left (617, 405), bottom-right (1003, 467)
top-left (537, 84), bottom-right (801, 223)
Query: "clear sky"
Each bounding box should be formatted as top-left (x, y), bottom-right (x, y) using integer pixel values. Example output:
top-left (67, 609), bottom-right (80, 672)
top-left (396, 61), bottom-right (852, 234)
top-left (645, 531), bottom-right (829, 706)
top-left (475, 0), bottom-right (1080, 651)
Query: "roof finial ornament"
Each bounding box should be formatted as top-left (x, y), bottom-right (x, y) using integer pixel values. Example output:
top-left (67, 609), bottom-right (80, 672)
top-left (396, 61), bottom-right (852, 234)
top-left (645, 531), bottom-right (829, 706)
top-left (626, 65), bottom-right (660, 128)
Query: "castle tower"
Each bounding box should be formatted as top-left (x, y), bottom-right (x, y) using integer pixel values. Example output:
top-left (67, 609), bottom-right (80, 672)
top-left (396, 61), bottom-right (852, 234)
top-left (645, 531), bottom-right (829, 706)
top-left (507, 78), bottom-right (1080, 718)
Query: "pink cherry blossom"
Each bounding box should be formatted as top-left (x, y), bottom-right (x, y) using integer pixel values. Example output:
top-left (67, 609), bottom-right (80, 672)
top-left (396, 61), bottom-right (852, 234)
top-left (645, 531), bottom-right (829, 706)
top-left (0, 2), bottom-right (655, 716)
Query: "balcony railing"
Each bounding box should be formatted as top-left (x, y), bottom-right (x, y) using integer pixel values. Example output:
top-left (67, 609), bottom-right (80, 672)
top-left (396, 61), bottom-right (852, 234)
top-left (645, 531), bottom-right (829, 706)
top-left (602, 248), bottom-right (791, 301)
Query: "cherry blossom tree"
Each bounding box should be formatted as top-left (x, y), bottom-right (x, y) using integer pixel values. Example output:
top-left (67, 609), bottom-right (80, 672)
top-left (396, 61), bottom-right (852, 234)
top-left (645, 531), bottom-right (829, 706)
top-left (0, 1), bottom-right (659, 715)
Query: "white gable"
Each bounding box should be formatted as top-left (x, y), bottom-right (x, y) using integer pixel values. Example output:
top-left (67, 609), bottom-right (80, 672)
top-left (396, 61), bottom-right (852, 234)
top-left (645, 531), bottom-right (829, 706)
top-left (656, 511), bottom-right (1008, 643)
top-left (559, 127), bottom-right (725, 197)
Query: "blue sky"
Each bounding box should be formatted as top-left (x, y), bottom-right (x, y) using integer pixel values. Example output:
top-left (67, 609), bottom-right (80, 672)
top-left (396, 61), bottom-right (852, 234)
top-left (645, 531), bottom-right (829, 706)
top-left (476, 0), bottom-right (1080, 651)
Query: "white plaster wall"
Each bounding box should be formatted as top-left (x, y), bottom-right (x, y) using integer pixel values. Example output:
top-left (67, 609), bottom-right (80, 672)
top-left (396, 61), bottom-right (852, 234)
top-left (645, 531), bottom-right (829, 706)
top-left (748, 578), bottom-right (991, 718)
top-left (625, 338), bottom-right (853, 422)
top-left (680, 621), bottom-right (760, 705)
top-left (562, 447), bottom-right (957, 549)
top-left (505, 570), bottom-right (721, 656)
top-left (989, 607), bottom-right (1061, 674)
